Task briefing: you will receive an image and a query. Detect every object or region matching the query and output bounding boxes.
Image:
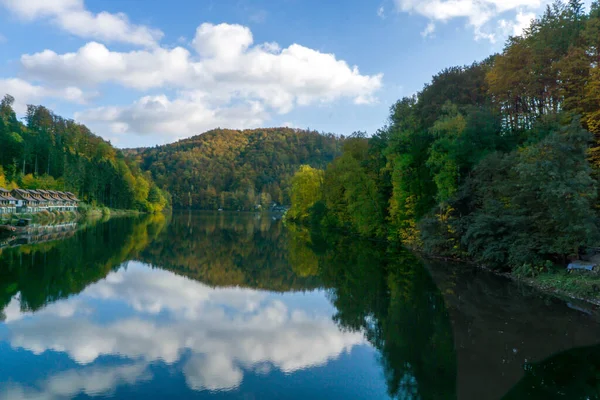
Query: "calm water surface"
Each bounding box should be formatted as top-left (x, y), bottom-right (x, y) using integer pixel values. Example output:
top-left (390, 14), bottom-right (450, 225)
top-left (1, 212), bottom-right (600, 399)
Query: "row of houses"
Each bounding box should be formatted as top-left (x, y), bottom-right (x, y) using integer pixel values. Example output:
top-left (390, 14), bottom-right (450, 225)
top-left (0, 188), bottom-right (80, 214)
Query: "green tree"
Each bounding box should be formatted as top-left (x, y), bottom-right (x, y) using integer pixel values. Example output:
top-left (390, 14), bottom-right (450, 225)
top-left (287, 165), bottom-right (324, 222)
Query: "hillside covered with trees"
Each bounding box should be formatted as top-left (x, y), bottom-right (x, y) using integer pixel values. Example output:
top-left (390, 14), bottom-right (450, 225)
top-left (0, 95), bottom-right (169, 212)
top-left (288, 0), bottom-right (600, 272)
top-left (126, 128), bottom-right (343, 210)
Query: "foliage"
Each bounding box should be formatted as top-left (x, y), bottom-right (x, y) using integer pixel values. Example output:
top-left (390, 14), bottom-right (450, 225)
top-left (286, 165), bottom-right (324, 222)
top-left (465, 122), bottom-right (598, 268)
top-left (290, 1), bottom-right (600, 271)
top-left (513, 261), bottom-right (554, 279)
top-left (0, 97), bottom-right (169, 213)
top-left (125, 127), bottom-right (343, 210)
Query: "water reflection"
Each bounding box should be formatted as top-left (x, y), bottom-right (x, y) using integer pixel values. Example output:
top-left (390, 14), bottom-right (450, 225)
top-left (1, 212), bottom-right (600, 399)
top-left (0, 213), bottom-right (384, 399)
top-left (3, 263), bottom-right (364, 397)
top-left (138, 212), bottom-right (321, 292)
top-left (503, 344), bottom-right (600, 399)
top-left (307, 231), bottom-right (457, 399)
top-left (0, 214), bottom-right (166, 315)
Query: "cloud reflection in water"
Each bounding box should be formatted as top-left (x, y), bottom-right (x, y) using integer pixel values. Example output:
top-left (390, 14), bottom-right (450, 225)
top-left (1, 262), bottom-right (365, 397)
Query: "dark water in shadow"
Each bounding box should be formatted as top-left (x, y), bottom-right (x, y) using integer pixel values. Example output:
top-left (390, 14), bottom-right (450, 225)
top-left (0, 212), bottom-right (599, 399)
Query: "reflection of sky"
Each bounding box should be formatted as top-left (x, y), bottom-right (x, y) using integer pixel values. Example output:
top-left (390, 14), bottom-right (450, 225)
top-left (0, 262), bottom-right (389, 399)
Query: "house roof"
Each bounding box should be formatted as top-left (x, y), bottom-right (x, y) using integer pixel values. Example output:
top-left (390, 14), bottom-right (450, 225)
top-left (27, 190), bottom-right (44, 201)
top-left (9, 188), bottom-right (80, 203)
top-left (56, 192), bottom-right (72, 201)
top-left (12, 188), bottom-right (32, 199)
top-left (0, 188), bottom-right (17, 201)
top-left (65, 192), bottom-right (80, 201)
top-left (35, 190), bottom-right (54, 201)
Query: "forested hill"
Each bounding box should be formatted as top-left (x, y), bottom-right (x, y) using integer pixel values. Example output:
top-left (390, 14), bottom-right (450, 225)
top-left (288, 0), bottom-right (600, 272)
top-left (0, 95), bottom-right (169, 212)
top-left (126, 128), bottom-right (343, 210)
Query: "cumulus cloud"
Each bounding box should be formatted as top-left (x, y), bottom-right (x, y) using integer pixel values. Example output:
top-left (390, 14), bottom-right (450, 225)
top-left (20, 24), bottom-right (382, 106)
top-left (394, 0), bottom-right (547, 41)
top-left (0, 0), bottom-right (163, 47)
top-left (18, 22), bottom-right (382, 137)
top-left (75, 93), bottom-right (269, 139)
top-left (0, 78), bottom-right (92, 113)
top-left (377, 6), bottom-right (386, 19)
top-left (3, 263), bottom-right (366, 393)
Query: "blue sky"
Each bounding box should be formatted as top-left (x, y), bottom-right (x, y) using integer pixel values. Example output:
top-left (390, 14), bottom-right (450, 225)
top-left (0, 0), bottom-right (568, 148)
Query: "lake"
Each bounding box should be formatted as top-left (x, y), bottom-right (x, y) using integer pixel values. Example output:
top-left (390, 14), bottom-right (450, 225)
top-left (1, 212), bottom-right (600, 399)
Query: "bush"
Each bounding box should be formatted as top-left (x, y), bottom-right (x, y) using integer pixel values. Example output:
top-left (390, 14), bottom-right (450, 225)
top-left (513, 260), bottom-right (554, 279)
top-left (77, 203), bottom-right (92, 217)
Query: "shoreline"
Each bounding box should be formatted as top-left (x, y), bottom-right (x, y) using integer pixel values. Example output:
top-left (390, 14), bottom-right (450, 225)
top-left (421, 251), bottom-right (600, 308)
top-left (0, 207), bottom-right (146, 226)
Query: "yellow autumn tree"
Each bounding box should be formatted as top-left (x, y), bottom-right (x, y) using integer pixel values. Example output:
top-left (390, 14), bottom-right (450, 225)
top-left (287, 165), bottom-right (324, 222)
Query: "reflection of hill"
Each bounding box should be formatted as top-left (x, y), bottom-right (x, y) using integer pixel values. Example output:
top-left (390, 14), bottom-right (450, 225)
top-left (426, 263), bottom-right (600, 400)
top-left (0, 215), bottom-right (166, 315)
top-left (137, 212), bottom-right (322, 292)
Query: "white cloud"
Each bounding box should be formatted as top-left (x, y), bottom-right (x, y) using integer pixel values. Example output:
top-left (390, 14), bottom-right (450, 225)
top-left (3, 263), bottom-right (366, 393)
top-left (21, 43), bottom-right (193, 90)
top-left (192, 23), bottom-right (254, 60)
top-left (19, 22), bottom-right (382, 134)
top-left (421, 22), bottom-right (436, 37)
top-left (75, 93), bottom-right (269, 139)
top-left (394, 0), bottom-right (547, 41)
top-left (0, 0), bottom-right (163, 47)
top-left (499, 11), bottom-right (535, 37)
top-left (0, 78), bottom-right (92, 113)
top-left (377, 6), bottom-right (386, 19)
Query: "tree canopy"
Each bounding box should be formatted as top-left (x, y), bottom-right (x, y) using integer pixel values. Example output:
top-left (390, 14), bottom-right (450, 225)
top-left (0, 97), bottom-right (169, 212)
top-left (125, 127), bottom-right (343, 210)
top-left (290, 0), bottom-right (600, 271)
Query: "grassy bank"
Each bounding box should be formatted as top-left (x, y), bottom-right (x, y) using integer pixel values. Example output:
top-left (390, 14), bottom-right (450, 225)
top-left (519, 269), bottom-right (600, 306)
top-left (465, 260), bottom-right (600, 306)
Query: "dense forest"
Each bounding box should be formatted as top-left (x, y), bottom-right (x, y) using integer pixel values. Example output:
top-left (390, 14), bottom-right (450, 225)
top-left (126, 128), bottom-right (343, 210)
top-left (0, 95), bottom-right (169, 212)
top-left (288, 0), bottom-right (600, 272)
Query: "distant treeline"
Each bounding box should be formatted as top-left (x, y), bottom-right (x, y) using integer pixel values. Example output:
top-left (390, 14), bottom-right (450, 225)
top-left (288, 1), bottom-right (600, 271)
top-left (126, 128), bottom-right (343, 210)
top-left (0, 96), bottom-right (169, 212)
